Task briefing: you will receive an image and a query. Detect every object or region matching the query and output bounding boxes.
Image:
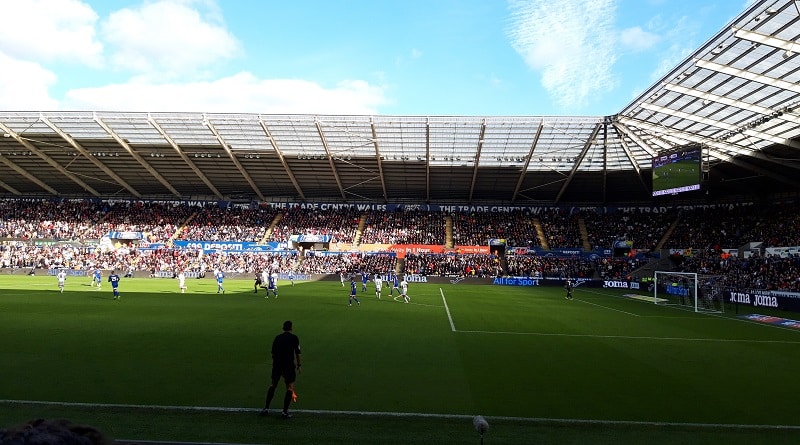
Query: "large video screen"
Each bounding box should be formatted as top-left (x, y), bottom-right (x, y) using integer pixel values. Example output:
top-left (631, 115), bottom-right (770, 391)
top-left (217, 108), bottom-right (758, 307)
top-left (652, 145), bottom-right (702, 197)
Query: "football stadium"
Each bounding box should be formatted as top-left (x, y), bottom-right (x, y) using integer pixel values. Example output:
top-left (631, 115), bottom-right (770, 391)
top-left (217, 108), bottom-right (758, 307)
top-left (2, 1), bottom-right (800, 444)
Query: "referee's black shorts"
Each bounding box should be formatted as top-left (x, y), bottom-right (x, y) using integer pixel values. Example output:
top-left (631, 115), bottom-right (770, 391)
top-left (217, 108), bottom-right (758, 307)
top-left (271, 365), bottom-right (297, 384)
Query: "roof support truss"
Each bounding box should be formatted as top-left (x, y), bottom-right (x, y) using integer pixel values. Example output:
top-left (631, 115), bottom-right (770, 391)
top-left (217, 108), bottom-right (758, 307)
top-left (95, 114), bottom-right (182, 198)
top-left (512, 122), bottom-right (544, 202)
top-left (259, 118), bottom-right (305, 201)
top-left (640, 102), bottom-right (800, 150)
top-left (625, 118), bottom-right (800, 171)
top-left (369, 118), bottom-right (388, 203)
top-left (0, 121), bottom-right (98, 196)
top-left (468, 120), bottom-right (487, 202)
top-left (630, 119), bottom-right (800, 187)
top-left (315, 120), bottom-right (346, 201)
top-left (204, 117), bottom-right (265, 202)
top-left (41, 116), bottom-right (142, 198)
top-left (148, 115), bottom-right (223, 199)
top-left (0, 155), bottom-right (52, 195)
top-left (554, 123), bottom-right (602, 204)
top-left (694, 58), bottom-right (800, 94)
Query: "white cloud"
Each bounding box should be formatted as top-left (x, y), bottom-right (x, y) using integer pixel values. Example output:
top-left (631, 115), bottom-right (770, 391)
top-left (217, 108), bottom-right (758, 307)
top-left (506, 0), bottom-right (619, 110)
top-left (0, 52), bottom-right (59, 110)
top-left (62, 72), bottom-right (389, 114)
top-left (411, 48), bottom-right (423, 59)
top-left (0, 0), bottom-right (102, 67)
top-left (619, 27), bottom-right (660, 52)
top-left (100, 0), bottom-right (241, 80)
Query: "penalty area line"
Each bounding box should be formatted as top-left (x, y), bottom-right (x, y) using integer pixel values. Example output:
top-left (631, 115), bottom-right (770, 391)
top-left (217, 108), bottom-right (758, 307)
top-left (440, 288), bottom-right (456, 332)
top-left (1, 399), bottom-right (799, 431)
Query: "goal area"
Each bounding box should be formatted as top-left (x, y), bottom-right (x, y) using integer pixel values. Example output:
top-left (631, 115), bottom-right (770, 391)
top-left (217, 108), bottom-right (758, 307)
top-left (653, 271), bottom-right (725, 313)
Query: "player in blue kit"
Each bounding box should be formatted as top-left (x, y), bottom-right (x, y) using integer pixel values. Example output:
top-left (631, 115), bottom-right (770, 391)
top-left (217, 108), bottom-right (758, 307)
top-left (361, 270), bottom-right (370, 292)
top-left (108, 270), bottom-right (121, 300)
top-left (266, 273), bottom-right (279, 298)
top-left (215, 269), bottom-right (225, 294)
top-left (92, 268), bottom-right (102, 290)
top-left (348, 278), bottom-right (360, 307)
top-left (390, 272), bottom-right (400, 296)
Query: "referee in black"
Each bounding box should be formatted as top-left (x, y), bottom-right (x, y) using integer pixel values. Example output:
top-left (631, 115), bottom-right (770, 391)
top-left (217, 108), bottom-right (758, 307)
top-left (261, 320), bottom-right (302, 419)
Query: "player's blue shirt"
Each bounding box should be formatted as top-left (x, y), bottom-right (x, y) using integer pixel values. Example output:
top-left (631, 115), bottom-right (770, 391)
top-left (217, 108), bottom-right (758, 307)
top-left (393, 275), bottom-right (400, 286)
top-left (94, 269), bottom-right (101, 280)
top-left (350, 281), bottom-right (357, 295)
top-left (107, 274), bottom-right (120, 288)
top-left (268, 276), bottom-right (276, 288)
top-left (361, 272), bottom-right (369, 284)
top-left (216, 272), bottom-right (224, 283)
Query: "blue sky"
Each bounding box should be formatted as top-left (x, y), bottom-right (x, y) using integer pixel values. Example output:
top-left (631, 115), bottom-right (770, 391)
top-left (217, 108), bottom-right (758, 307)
top-left (0, 0), bottom-right (753, 116)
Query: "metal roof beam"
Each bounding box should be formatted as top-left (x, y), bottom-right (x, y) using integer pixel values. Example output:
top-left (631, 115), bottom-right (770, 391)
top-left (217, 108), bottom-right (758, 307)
top-left (147, 115), bottom-right (223, 199)
top-left (425, 118), bottom-right (431, 203)
top-left (632, 120), bottom-right (800, 185)
top-left (0, 122), bottom-right (98, 196)
top-left (654, 130), bottom-right (800, 188)
top-left (512, 121), bottom-right (544, 202)
top-left (259, 118), bottom-right (305, 201)
top-left (732, 27), bottom-right (800, 54)
top-left (694, 58), bottom-right (800, 94)
top-left (610, 121), bottom-right (661, 157)
top-left (640, 102), bottom-right (800, 150)
top-left (0, 156), bottom-right (50, 194)
top-left (626, 118), bottom-right (800, 170)
top-left (0, 176), bottom-right (21, 195)
top-left (40, 116), bottom-right (142, 198)
top-left (612, 123), bottom-right (650, 194)
top-left (468, 120), bottom-right (487, 202)
top-left (554, 122), bottom-right (602, 204)
top-left (602, 120), bottom-right (608, 203)
top-left (315, 120), bottom-right (347, 201)
top-left (369, 118), bottom-right (388, 203)
top-left (662, 84), bottom-right (800, 125)
top-left (204, 116), bottom-right (265, 202)
top-left (94, 114), bottom-right (182, 198)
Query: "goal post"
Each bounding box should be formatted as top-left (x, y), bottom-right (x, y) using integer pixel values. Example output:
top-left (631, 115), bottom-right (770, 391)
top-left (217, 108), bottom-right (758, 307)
top-left (653, 271), bottom-right (724, 313)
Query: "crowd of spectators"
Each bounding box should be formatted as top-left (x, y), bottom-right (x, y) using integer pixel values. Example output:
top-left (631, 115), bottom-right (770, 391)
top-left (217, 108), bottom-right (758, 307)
top-left (450, 210), bottom-right (541, 248)
top-left (359, 209), bottom-right (447, 245)
top-left (583, 209), bottom-right (677, 252)
top-left (4, 199), bottom-right (800, 291)
top-left (86, 201), bottom-right (195, 242)
top-left (0, 199), bottom-right (103, 241)
top-left (504, 254), bottom-right (595, 279)
top-left (176, 204), bottom-right (278, 242)
top-left (269, 206), bottom-right (361, 243)
top-left (537, 208), bottom-right (583, 249)
top-left (403, 253), bottom-right (501, 277)
top-left (296, 251), bottom-right (397, 276)
top-left (675, 249), bottom-right (800, 292)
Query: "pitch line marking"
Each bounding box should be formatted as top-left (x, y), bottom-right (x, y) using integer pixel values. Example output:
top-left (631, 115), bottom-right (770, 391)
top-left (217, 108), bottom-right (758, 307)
top-left (440, 288), bottom-right (456, 332)
top-left (575, 297), bottom-right (641, 317)
top-left (2, 399), bottom-right (799, 431)
top-left (455, 329), bottom-right (800, 344)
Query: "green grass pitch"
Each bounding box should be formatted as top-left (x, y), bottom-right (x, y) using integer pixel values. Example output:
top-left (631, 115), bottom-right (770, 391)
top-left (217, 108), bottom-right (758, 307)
top-left (1, 274), bottom-right (799, 444)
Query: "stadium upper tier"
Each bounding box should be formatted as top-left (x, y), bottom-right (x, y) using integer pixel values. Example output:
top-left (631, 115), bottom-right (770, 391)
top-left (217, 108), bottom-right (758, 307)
top-left (1, 0), bottom-right (799, 204)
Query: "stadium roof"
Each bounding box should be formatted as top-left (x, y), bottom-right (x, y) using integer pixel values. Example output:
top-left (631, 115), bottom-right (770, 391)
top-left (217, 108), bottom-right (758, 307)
top-left (1, 0), bottom-right (799, 205)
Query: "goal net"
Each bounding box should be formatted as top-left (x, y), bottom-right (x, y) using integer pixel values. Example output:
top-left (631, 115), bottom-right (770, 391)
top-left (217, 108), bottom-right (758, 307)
top-left (653, 271), bottom-right (725, 313)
